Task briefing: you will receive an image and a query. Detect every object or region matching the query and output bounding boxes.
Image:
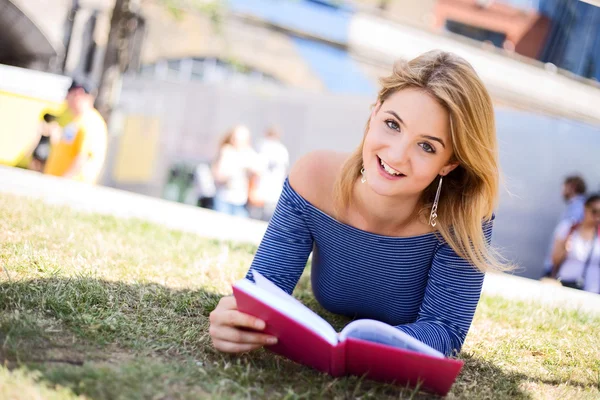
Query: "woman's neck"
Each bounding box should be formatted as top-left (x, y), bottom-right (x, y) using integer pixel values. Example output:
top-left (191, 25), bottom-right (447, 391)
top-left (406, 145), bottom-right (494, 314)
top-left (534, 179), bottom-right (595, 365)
top-left (581, 221), bottom-right (598, 231)
top-left (350, 178), bottom-right (428, 236)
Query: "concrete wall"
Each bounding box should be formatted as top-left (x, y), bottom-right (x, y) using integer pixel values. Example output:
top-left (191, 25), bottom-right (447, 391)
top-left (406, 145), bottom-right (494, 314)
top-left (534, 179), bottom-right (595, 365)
top-left (102, 77), bottom-right (370, 197)
top-left (103, 76), bottom-right (600, 279)
top-left (348, 13), bottom-right (600, 126)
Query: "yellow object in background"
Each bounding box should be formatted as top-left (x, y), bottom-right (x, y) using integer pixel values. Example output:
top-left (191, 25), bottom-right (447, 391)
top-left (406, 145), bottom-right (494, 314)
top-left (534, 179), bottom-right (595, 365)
top-left (0, 91), bottom-right (61, 167)
top-left (112, 115), bottom-right (161, 183)
top-left (40, 102), bottom-right (74, 127)
top-left (0, 64), bottom-right (71, 168)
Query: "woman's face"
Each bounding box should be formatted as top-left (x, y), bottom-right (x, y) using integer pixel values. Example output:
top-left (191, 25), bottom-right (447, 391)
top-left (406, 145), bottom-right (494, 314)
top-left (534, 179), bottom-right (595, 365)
top-left (231, 126), bottom-right (251, 148)
top-left (361, 88), bottom-right (458, 199)
top-left (584, 200), bottom-right (600, 226)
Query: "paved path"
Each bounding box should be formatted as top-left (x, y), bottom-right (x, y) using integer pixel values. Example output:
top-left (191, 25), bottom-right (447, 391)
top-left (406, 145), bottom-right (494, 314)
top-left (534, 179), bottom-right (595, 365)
top-left (2, 166), bottom-right (599, 315)
top-left (0, 166), bottom-right (268, 245)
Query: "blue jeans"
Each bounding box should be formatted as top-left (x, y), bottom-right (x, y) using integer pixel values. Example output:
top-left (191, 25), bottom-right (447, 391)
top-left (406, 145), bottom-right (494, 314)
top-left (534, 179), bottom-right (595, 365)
top-left (213, 198), bottom-right (248, 218)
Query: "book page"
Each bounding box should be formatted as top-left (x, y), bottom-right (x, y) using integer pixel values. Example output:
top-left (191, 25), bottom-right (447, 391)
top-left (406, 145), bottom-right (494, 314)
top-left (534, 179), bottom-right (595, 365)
top-left (339, 319), bottom-right (444, 358)
top-left (235, 270), bottom-right (339, 345)
top-left (252, 270), bottom-right (308, 308)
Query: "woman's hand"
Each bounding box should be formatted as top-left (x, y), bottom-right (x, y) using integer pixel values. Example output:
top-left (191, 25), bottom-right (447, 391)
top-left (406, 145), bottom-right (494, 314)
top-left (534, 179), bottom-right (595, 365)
top-left (209, 295), bottom-right (278, 353)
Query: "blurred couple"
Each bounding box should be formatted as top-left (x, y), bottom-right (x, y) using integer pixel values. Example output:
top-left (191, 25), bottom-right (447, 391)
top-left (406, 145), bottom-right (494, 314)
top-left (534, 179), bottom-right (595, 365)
top-left (543, 176), bottom-right (599, 294)
top-left (195, 124), bottom-right (289, 221)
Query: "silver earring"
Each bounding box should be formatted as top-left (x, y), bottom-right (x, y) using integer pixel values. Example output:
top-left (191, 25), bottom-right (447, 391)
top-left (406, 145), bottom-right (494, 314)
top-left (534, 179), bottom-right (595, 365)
top-left (429, 176), bottom-right (443, 227)
top-left (360, 167), bottom-right (366, 183)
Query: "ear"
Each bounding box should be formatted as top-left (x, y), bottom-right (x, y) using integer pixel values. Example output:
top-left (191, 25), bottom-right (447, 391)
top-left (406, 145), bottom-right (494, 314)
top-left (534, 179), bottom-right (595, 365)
top-left (440, 161), bottom-right (459, 177)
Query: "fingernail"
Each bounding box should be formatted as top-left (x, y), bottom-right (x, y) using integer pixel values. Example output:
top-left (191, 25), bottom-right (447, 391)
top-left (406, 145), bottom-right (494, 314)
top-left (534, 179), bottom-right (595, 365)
top-left (254, 320), bottom-right (265, 330)
top-left (267, 337), bottom-right (277, 344)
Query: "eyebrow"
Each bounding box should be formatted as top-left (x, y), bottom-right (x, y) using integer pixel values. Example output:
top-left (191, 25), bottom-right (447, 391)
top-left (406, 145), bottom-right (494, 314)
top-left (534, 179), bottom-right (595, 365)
top-left (384, 110), bottom-right (446, 149)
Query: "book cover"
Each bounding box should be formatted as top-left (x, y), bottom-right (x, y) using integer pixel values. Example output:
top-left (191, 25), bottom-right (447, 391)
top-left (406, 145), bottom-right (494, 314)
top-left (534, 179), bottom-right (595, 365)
top-left (232, 271), bottom-right (464, 396)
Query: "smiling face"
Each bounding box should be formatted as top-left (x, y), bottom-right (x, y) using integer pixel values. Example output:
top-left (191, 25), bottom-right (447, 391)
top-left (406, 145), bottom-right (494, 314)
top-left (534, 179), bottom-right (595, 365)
top-left (230, 125), bottom-right (251, 149)
top-left (66, 87), bottom-right (93, 116)
top-left (584, 198), bottom-right (600, 226)
top-left (361, 88), bottom-right (458, 199)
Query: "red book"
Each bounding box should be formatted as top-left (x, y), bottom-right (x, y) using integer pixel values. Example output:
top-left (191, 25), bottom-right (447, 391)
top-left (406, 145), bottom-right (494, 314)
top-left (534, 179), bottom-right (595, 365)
top-left (232, 271), bottom-right (464, 396)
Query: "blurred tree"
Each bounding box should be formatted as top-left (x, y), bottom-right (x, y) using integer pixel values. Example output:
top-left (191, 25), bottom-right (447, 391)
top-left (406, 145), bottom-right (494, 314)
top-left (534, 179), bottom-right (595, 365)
top-left (95, 0), bottom-right (223, 120)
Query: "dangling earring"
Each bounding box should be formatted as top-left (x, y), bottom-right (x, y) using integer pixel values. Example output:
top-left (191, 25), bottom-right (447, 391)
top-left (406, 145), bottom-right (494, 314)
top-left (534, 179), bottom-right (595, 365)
top-left (429, 176), bottom-right (443, 227)
top-left (360, 167), bottom-right (367, 183)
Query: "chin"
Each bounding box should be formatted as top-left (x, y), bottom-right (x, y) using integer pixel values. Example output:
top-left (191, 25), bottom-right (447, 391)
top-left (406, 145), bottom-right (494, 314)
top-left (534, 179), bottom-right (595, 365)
top-left (366, 176), bottom-right (407, 197)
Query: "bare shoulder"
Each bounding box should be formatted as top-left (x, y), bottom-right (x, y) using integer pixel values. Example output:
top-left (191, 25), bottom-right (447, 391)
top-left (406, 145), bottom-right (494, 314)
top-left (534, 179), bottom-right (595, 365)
top-left (289, 150), bottom-right (348, 209)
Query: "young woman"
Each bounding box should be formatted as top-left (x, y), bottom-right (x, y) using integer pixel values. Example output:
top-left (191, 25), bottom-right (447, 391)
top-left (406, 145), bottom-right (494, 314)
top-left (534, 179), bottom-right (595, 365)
top-left (212, 125), bottom-right (263, 218)
top-left (551, 194), bottom-right (600, 293)
top-left (209, 50), bottom-right (506, 357)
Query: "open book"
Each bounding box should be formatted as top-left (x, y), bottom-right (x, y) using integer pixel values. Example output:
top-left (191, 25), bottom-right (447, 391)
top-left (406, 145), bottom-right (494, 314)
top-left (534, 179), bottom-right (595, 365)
top-left (232, 270), bottom-right (464, 396)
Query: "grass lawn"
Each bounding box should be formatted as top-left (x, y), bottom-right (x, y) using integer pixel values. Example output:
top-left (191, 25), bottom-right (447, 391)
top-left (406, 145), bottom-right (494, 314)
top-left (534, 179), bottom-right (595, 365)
top-left (1, 192), bottom-right (599, 400)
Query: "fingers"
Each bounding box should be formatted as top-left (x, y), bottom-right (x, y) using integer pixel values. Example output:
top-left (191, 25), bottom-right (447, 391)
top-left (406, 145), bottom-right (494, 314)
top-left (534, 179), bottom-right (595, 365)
top-left (209, 295), bottom-right (277, 354)
top-left (210, 325), bottom-right (277, 345)
top-left (217, 295), bottom-right (237, 310)
top-left (212, 339), bottom-right (265, 354)
top-left (210, 308), bottom-right (266, 331)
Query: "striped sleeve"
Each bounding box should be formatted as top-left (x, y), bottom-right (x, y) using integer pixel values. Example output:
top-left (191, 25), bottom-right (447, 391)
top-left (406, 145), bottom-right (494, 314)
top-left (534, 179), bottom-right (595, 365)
top-left (245, 179), bottom-right (314, 294)
top-left (394, 219), bottom-right (493, 356)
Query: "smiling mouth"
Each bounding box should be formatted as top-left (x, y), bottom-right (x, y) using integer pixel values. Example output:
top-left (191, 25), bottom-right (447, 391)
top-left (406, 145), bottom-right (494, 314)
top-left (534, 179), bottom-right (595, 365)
top-left (377, 156), bottom-right (406, 178)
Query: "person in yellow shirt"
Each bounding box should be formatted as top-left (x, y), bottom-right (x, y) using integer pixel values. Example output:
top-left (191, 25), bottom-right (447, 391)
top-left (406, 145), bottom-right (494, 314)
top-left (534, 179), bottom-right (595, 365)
top-left (44, 80), bottom-right (108, 184)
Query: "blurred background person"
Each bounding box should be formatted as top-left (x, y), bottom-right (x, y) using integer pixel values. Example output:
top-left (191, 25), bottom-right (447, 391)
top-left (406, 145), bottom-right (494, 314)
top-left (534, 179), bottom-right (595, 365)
top-left (27, 113), bottom-right (61, 173)
top-left (542, 175), bottom-right (587, 278)
top-left (247, 126), bottom-right (290, 221)
top-left (212, 125), bottom-right (262, 218)
top-left (551, 194), bottom-right (600, 293)
top-left (559, 176), bottom-right (587, 224)
top-left (194, 161), bottom-right (216, 210)
top-left (43, 80), bottom-right (108, 184)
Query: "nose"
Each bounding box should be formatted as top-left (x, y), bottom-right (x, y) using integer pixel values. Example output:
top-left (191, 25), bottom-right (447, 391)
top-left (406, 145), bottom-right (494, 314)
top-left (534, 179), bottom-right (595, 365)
top-left (386, 136), bottom-right (411, 167)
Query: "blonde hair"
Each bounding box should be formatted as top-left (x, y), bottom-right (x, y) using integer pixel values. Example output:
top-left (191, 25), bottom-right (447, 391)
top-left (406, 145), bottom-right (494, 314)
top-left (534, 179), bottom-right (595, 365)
top-left (334, 50), bottom-right (507, 272)
top-left (217, 124), bottom-right (250, 150)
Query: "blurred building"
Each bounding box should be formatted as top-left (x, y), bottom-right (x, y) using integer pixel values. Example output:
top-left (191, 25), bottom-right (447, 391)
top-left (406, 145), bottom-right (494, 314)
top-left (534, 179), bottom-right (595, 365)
top-left (433, 0), bottom-right (550, 58)
top-left (138, 0), bottom-right (375, 95)
top-left (538, 0), bottom-right (600, 81)
top-left (2, 0), bottom-right (598, 91)
top-left (0, 0), bottom-right (66, 70)
top-left (430, 0), bottom-right (600, 81)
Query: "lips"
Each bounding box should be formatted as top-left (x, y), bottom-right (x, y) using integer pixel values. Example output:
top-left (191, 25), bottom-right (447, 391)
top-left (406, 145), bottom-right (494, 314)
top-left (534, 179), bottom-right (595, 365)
top-left (377, 156), bottom-right (406, 180)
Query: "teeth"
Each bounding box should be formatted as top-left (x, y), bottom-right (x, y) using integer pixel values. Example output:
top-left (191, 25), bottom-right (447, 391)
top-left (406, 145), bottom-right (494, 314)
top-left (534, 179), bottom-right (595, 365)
top-left (380, 158), bottom-right (401, 176)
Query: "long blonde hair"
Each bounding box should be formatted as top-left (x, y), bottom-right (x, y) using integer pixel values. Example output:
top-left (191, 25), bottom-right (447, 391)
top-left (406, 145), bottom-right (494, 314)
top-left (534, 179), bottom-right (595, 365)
top-left (334, 50), bottom-right (506, 272)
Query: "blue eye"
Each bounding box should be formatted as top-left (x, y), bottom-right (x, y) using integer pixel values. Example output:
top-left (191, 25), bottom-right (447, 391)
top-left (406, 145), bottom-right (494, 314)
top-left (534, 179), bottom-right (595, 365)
top-left (420, 142), bottom-right (436, 154)
top-left (385, 119), bottom-right (400, 131)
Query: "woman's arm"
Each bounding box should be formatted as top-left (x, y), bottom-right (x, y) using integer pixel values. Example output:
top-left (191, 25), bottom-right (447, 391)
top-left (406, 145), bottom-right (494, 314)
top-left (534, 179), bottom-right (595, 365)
top-left (550, 237), bottom-right (569, 277)
top-left (550, 221), bottom-right (575, 278)
top-left (247, 148), bottom-right (266, 176)
top-left (246, 151), bottom-right (338, 292)
top-left (245, 177), bottom-right (314, 293)
top-left (393, 219), bottom-right (493, 357)
top-left (209, 151), bottom-right (339, 353)
top-left (212, 146), bottom-right (233, 183)
top-left (210, 171), bottom-right (315, 353)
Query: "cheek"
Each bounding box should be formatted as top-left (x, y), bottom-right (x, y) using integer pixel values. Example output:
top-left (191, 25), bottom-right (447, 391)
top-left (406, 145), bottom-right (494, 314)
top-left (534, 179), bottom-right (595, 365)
top-left (362, 128), bottom-right (381, 158)
top-left (364, 126), bottom-right (387, 150)
top-left (407, 155), bottom-right (443, 186)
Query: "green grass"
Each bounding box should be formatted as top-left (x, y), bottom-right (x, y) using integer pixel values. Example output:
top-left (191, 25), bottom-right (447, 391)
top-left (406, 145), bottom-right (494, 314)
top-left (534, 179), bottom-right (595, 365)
top-left (1, 193), bottom-right (599, 399)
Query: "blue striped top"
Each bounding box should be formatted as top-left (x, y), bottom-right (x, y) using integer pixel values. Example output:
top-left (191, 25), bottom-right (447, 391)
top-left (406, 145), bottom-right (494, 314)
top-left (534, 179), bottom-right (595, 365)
top-left (246, 178), bottom-right (492, 356)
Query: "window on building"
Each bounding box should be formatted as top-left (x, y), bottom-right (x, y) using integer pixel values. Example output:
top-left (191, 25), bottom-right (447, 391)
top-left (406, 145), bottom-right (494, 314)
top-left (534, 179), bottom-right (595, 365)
top-left (445, 19), bottom-right (507, 49)
top-left (137, 57), bottom-right (283, 87)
